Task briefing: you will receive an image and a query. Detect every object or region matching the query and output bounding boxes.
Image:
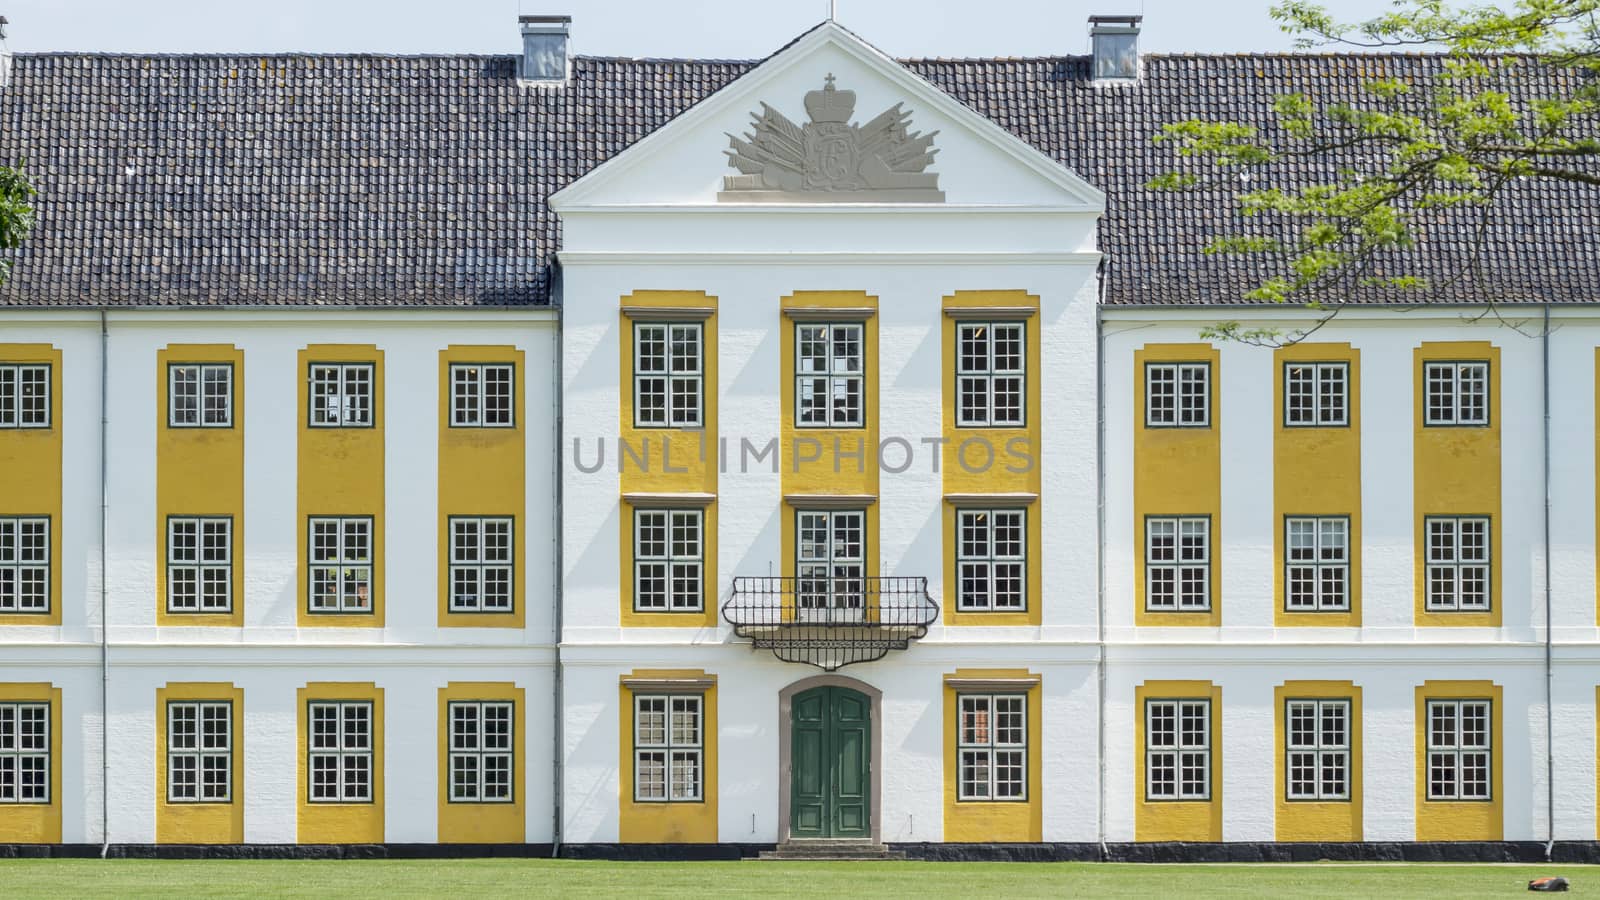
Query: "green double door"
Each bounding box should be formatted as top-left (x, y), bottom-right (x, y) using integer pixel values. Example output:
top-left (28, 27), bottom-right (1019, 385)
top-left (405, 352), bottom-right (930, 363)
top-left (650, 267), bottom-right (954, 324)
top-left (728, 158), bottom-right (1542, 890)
top-left (789, 686), bottom-right (870, 838)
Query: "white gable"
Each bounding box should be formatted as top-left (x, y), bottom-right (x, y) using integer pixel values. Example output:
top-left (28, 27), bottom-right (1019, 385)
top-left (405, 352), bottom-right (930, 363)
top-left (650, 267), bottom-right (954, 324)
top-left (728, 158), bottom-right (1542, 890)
top-left (549, 22), bottom-right (1104, 212)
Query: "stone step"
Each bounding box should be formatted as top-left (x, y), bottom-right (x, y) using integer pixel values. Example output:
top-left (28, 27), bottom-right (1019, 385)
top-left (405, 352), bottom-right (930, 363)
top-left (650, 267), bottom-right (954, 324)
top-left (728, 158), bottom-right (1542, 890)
top-left (756, 840), bottom-right (907, 861)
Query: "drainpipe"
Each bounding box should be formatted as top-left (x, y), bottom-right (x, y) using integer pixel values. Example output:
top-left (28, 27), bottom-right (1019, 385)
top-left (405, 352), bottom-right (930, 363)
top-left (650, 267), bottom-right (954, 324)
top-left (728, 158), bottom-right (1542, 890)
top-left (1543, 303), bottom-right (1554, 861)
top-left (1094, 260), bottom-right (1109, 861)
top-left (551, 274), bottom-right (565, 858)
top-left (99, 308), bottom-right (110, 858)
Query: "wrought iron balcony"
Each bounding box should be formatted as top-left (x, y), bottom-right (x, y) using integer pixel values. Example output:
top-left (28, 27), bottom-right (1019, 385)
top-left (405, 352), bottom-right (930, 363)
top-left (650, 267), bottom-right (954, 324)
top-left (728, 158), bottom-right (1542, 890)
top-left (722, 575), bottom-right (939, 671)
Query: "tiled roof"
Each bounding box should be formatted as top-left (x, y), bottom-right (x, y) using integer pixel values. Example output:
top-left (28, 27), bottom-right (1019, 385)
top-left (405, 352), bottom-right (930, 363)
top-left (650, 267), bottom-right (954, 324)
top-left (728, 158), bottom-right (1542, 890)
top-left (0, 49), bottom-right (1594, 306)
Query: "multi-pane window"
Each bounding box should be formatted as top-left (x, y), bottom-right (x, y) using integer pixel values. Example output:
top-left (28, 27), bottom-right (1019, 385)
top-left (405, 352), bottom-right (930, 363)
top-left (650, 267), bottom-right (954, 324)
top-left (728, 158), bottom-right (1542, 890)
top-left (167, 701), bottom-right (232, 802)
top-left (0, 702), bottom-right (49, 803)
top-left (796, 323), bottom-right (864, 427)
top-left (1285, 362), bottom-right (1348, 427)
top-left (633, 694), bottom-right (703, 802)
top-left (0, 364), bottom-right (50, 428)
top-left (796, 509), bottom-right (865, 617)
top-left (308, 701), bottom-right (373, 803)
top-left (168, 363), bottom-right (233, 428)
top-left (309, 363), bottom-right (374, 427)
top-left (634, 323), bottom-right (702, 428)
top-left (1146, 699), bottom-right (1210, 800)
top-left (1145, 362), bottom-right (1209, 427)
top-left (957, 323), bottom-right (1025, 427)
top-left (308, 517), bottom-right (373, 614)
top-left (956, 509), bottom-right (1025, 612)
top-left (633, 509), bottom-right (702, 612)
top-left (167, 517), bottom-right (232, 613)
top-left (448, 517), bottom-right (513, 612)
top-left (1424, 361), bottom-right (1489, 426)
top-left (1285, 517), bottom-right (1349, 612)
top-left (1285, 699), bottom-right (1350, 801)
top-left (1145, 516), bottom-right (1209, 612)
top-left (957, 694), bottom-right (1027, 801)
top-left (450, 363), bottom-right (514, 428)
top-left (1426, 699), bottom-right (1492, 800)
top-left (0, 517), bottom-right (49, 614)
top-left (1425, 516), bottom-right (1490, 611)
top-left (448, 701), bottom-right (514, 803)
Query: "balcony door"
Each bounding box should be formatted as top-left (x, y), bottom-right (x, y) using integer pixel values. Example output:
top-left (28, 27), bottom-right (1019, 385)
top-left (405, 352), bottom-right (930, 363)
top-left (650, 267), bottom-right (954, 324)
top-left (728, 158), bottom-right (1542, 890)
top-left (796, 509), bottom-right (865, 623)
top-left (789, 685), bottom-right (870, 839)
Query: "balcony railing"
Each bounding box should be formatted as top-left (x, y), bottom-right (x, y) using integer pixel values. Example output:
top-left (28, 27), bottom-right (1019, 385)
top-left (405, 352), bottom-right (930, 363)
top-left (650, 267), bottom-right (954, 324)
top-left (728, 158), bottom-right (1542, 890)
top-left (722, 575), bottom-right (939, 671)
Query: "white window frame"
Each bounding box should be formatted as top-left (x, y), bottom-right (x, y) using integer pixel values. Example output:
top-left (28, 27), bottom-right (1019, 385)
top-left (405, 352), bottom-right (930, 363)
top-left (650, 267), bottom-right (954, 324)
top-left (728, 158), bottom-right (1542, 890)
top-left (1426, 699), bottom-right (1492, 801)
top-left (447, 700), bottom-right (515, 803)
top-left (1424, 516), bottom-right (1491, 612)
top-left (1285, 516), bottom-right (1350, 612)
top-left (0, 516), bottom-right (50, 614)
top-left (1284, 361), bottom-right (1348, 427)
top-left (795, 508), bottom-right (866, 618)
top-left (308, 362), bottom-right (374, 428)
top-left (166, 516), bottom-right (233, 614)
top-left (167, 700), bottom-right (232, 803)
top-left (167, 363), bottom-right (233, 428)
top-left (1145, 515), bottom-right (1210, 612)
top-left (448, 516), bottom-right (514, 613)
top-left (633, 509), bottom-right (703, 612)
top-left (795, 322), bottom-right (864, 428)
top-left (632, 694), bottom-right (704, 803)
top-left (307, 516), bottom-right (374, 614)
top-left (956, 508), bottom-right (1026, 612)
top-left (0, 701), bottom-right (50, 804)
top-left (956, 322), bottom-right (1026, 428)
top-left (1285, 699), bottom-right (1351, 801)
top-left (956, 693), bottom-right (1028, 802)
top-left (1423, 361), bottom-right (1489, 426)
top-left (0, 363), bottom-right (51, 429)
top-left (307, 700), bottom-right (373, 804)
top-left (1145, 362), bottom-right (1210, 428)
top-left (633, 323), bottom-right (702, 428)
top-left (1145, 698), bottom-right (1211, 801)
top-left (449, 363), bottom-right (515, 428)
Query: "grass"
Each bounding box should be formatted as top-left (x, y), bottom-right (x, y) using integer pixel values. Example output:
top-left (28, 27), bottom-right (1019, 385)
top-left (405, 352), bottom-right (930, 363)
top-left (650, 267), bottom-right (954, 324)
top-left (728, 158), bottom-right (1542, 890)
top-left (0, 859), bottom-right (1595, 899)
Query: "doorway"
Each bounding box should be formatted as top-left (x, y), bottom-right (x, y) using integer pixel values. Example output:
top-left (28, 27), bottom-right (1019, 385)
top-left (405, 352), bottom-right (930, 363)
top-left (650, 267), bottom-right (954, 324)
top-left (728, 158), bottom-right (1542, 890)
top-left (787, 684), bottom-right (872, 839)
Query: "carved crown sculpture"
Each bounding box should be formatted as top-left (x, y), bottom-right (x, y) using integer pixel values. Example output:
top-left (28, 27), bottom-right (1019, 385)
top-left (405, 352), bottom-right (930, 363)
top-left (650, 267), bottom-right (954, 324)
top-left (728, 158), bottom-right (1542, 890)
top-left (720, 74), bottom-right (944, 202)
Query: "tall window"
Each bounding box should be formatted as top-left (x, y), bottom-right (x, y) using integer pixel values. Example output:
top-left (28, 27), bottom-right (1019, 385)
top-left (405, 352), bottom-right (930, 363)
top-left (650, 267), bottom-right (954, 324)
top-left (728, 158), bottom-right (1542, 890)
top-left (167, 517), bottom-right (232, 613)
top-left (1285, 699), bottom-right (1350, 800)
top-left (308, 517), bottom-right (373, 613)
top-left (0, 516), bottom-right (49, 614)
top-left (1285, 516), bottom-right (1349, 612)
top-left (634, 509), bottom-right (702, 612)
top-left (1285, 362), bottom-right (1348, 426)
top-left (633, 694), bottom-right (703, 802)
top-left (1425, 516), bottom-right (1490, 611)
top-left (1426, 699), bottom-right (1491, 800)
top-left (450, 363), bottom-right (514, 428)
top-left (1145, 516), bottom-right (1209, 612)
top-left (309, 363), bottom-right (374, 427)
top-left (796, 323), bottom-right (863, 427)
top-left (956, 509), bottom-right (1025, 611)
top-left (957, 323), bottom-right (1025, 427)
top-left (308, 701), bottom-right (373, 803)
top-left (796, 509), bottom-right (864, 615)
top-left (167, 701), bottom-right (232, 802)
top-left (0, 701), bottom-right (49, 803)
top-left (1145, 362), bottom-right (1209, 427)
top-left (1424, 361), bottom-right (1489, 426)
top-left (168, 363), bottom-right (233, 428)
top-left (447, 700), bottom-right (514, 803)
top-left (1146, 698), bottom-right (1210, 800)
top-left (634, 323), bottom-right (702, 428)
top-left (957, 694), bottom-right (1026, 801)
top-left (448, 517), bottom-right (513, 612)
top-left (0, 363), bottom-right (50, 428)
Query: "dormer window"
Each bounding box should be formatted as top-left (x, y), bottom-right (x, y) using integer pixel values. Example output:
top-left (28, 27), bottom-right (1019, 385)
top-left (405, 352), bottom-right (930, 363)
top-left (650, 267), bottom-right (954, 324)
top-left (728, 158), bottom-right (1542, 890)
top-left (1090, 15), bottom-right (1141, 82)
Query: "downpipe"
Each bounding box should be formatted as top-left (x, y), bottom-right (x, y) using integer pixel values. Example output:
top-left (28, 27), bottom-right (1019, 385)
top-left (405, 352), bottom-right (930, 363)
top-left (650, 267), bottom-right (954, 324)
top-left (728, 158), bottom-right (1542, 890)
top-left (99, 309), bottom-right (110, 859)
top-left (1543, 303), bottom-right (1554, 862)
top-left (1095, 260), bottom-right (1109, 861)
top-left (551, 273), bottom-right (566, 859)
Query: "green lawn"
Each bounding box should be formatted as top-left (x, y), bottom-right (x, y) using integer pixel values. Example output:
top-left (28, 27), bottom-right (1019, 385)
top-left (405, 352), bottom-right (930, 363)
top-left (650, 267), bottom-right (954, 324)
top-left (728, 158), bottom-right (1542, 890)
top-left (0, 859), bottom-right (1595, 899)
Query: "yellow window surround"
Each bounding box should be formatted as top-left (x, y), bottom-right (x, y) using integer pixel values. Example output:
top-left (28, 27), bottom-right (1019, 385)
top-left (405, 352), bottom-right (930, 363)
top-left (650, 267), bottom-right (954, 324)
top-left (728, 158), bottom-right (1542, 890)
top-left (155, 682), bottom-right (244, 844)
top-left (1134, 680), bottom-right (1222, 842)
top-left (0, 683), bottom-right (62, 843)
top-left (437, 681), bottom-right (526, 843)
top-left (1414, 680), bottom-right (1502, 841)
top-left (296, 682), bottom-right (384, 844)
top-left (779, 291), bottom-right (878, 499)
top-left (619, 498), bottom-right (719, 628)
top-left (0, 344), bottom-right (62, 626)
top-left (1274, 681), bottom-right (1362, 842)
top-left (942, 669), bottom-right (1042, 842)
top-left (942, 497), bottom-right (1041, 627)
top-left (618, 669), bottom-right (719, 843)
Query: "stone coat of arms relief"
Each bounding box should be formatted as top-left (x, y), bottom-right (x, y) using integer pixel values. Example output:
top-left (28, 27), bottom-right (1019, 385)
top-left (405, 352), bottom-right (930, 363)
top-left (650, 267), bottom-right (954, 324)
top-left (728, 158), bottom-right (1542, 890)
top-left (720, 75), bottom-right (944, 202)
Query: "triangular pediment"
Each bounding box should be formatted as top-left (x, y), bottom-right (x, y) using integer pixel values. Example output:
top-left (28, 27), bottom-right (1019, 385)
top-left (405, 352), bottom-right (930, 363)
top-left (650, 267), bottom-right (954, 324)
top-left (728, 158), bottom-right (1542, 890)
top-left (549, 21), bottom-right (1104, 211)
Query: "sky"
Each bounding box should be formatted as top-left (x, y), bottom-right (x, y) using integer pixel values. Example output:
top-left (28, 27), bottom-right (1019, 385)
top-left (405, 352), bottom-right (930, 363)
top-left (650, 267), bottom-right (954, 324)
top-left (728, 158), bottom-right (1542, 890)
top-left (0, 0), bottom-right (1406, 58)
